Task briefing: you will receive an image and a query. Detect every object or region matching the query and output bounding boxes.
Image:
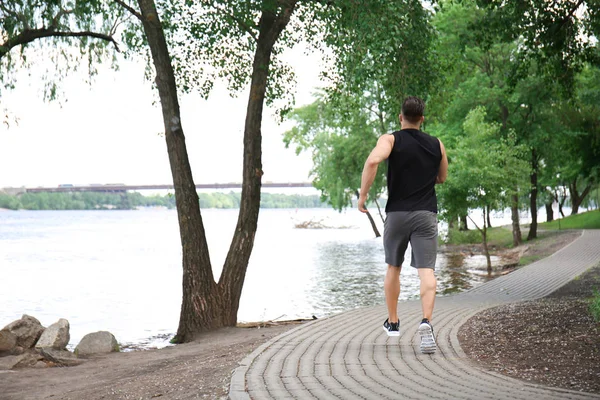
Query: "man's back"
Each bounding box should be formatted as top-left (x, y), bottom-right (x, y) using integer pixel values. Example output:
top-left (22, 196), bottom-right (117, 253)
top-left (385, 129), bottom-right (441, 213)
top-left (359, 96), bottom-right (448, 352)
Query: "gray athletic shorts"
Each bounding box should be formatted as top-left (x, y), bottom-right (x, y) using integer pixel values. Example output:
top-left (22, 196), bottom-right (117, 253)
top-left (384, 210), bottom-right (438, 269)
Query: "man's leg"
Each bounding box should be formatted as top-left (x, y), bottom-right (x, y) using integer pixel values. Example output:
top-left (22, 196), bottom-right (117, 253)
top-left (418, 268), bottom-right (436, 321)
top-left (411, 211), bottom-right (438, 353)
top-left (417, 268), bottom-right (437, 353)
top-left (384, 265), bottom-right (401, 323)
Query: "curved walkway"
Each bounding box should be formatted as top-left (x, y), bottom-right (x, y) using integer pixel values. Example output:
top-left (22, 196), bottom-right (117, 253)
top-left (230, 230), bottom-right (600, 400)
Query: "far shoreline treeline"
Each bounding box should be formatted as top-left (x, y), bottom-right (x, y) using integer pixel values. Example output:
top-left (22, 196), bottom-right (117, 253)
top-left (0, 191), bottom-right (334, 211)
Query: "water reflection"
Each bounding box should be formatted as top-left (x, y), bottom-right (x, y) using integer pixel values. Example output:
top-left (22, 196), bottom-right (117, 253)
top-left (437, 253), bottom-right (473, 295)
top-left (305, 239), bottom-right (496, 317)
top-left (437, 252), bottom-right (496, 295)
top-left (308, 241), bottom-right (384, 315)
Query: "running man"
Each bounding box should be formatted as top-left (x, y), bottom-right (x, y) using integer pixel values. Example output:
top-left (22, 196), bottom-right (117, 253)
top-left (358, 96), bottom-right (448, 354)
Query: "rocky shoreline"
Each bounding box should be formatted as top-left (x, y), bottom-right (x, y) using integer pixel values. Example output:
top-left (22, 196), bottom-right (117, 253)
top-left (0, 315), bottom-right (120, 370)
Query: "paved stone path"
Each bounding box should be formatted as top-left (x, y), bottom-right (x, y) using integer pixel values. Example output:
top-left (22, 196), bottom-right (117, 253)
top-left (230, 230), bottom-right (600, 399)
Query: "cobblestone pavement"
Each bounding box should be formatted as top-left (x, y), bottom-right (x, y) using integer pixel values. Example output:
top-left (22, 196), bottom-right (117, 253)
top-left (230, 230), bottom-right (600, 400)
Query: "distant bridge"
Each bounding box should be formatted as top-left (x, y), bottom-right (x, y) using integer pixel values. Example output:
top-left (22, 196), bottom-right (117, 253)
top-left (8, 182), bottom-right (314, 194)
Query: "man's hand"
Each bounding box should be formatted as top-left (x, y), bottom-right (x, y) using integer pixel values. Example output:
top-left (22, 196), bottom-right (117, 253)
top-left (358, 194), bottom-right (368, 213)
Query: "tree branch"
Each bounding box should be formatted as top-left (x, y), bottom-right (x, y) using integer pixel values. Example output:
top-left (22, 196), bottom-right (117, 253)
top-left (569, 180), bottom-right (576, 196)
top-left (0, 1), bottom-right (31, 30)
top-left (113, 0), bottom-right (143, 21)
top-left (211, 7), bottom-right (258, 42)
top-left (0, 28), bottom-right (120, 60)
top-left (272, 0), bottom-right (298, 39)
top-left (110, 15), bottom-right (121, 36)
top-left (374, 198), bottom-right (385, 224)
top-left (557, 0), bottom-right (585, 31)
top-left (52, 8), bottom-right (74, 28)
top-left (251, 0), bottom-right (296, 54)
top-left (467, 214), bottom-right (483, 234)
top-left (299, 0), bottom-right (334, 5)
top-left (0, 1), bottom-right (15, 17)
top-left (580, 182), bottom-right (592, 202)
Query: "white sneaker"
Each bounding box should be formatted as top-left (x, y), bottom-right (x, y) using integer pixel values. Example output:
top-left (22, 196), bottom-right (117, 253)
top-left (418, 318), bottom-right (437, 354)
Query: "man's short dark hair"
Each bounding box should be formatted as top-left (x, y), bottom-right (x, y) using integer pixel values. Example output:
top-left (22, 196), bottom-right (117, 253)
top-left (401, 96), bottom-right (425, 124)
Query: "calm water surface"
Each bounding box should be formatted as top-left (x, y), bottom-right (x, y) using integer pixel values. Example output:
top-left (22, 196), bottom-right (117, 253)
top-left (0, 208), bottom-right (493, 348)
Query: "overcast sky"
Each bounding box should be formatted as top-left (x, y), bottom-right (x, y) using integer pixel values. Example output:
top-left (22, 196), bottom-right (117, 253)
top-left (0, 44), bottom-right (322, 190)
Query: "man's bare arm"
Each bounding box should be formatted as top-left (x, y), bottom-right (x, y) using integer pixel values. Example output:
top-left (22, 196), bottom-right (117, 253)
top-left (436, 140), bottom-right (448, 184)
top-left (358, 134), bottom-right (394, 213)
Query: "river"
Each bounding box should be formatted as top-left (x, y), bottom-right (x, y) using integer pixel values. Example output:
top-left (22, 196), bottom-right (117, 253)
top-left (0, 208), bottom-right (508, 348)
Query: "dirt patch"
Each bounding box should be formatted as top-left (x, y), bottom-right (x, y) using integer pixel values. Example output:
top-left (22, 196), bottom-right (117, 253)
top-left (459, 264), bottom-right (600, 394)
top-left (516, 229), bottom-right (582, 262)
top-left (0, 324), bottom-right (298, 400)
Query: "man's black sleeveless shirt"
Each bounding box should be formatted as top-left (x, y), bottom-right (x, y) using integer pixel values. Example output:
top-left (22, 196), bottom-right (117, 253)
top-left (385, 129), bottom-right (442, 213)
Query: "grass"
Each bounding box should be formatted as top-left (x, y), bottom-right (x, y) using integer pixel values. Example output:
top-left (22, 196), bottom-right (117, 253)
top-left (444, 210), bottom-right (600, 247)
top-left (445, 228), bottom-right (481, 245)
top-left (590, 289), bottom-right (600, 323)
top-left (445, 226), bottom-right (514, 247)
top-left (540, 210), bottom-right (600, 230)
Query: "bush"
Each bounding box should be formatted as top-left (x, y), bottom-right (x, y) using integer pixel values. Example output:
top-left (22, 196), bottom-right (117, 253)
top-left (445, 226), bottom-right (516, 247)
top-left (590, 289), bottom-right (600, 323)
top-left (445, 228), bottom-right (481, 244)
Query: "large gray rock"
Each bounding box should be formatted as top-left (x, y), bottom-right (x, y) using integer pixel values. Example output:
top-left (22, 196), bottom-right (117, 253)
top-left (0, 355), bottom-right (22, 370)
top-left (3, 315), bottom-right (45, 349)
top-left (0, 350), bottom-right (43, 370)
top-left (75, 331), bottom-right (120, 357)
top-left (0, 329), bottom-right (17, 353)
top-left (35, 319), bottom-right (70, 350)
top-left (40, 348), bottom-right (84, 367)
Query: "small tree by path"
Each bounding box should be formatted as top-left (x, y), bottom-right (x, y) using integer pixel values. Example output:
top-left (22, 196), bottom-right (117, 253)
top-left (442, 107), bottom-right (529, 273)
top-left (467, 210), bottom-right (492, 270)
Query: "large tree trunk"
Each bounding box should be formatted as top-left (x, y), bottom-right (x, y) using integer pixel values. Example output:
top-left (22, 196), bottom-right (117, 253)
top-left (136, 0), bottom-right (219, 342)
top-left (527, 149), bottom-right (538, 241)
top-left (486, 205), bottom-right (492, 228)
top-left (216, 2), bottom-right (298, 327)
top-left (511, 193), bottom-right (522, 247)
top-left (569, 179), bottom-right (592, 215)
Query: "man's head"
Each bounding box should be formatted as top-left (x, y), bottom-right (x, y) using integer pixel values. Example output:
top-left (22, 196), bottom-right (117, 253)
top-left (401, 96), bottom-right (425, 125)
